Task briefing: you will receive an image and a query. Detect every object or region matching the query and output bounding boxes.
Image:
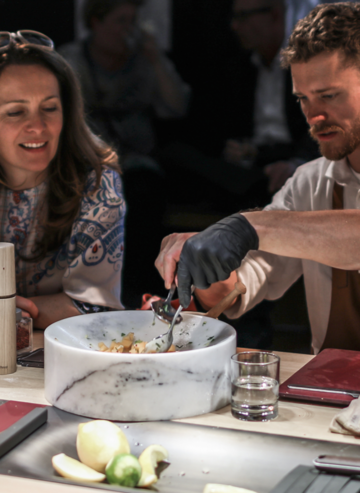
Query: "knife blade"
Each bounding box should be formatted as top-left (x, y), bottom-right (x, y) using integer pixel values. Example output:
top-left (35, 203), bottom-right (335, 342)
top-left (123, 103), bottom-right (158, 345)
top-left (287, 384), bottom-right (360, 398)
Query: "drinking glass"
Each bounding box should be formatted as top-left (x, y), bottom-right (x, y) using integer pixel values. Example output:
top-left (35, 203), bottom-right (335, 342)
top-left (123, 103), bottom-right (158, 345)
top-left (230, 351), bottom-right (280, 421)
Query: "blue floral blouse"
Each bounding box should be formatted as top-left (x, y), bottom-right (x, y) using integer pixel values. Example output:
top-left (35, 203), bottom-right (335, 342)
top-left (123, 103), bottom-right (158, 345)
top-left (0, 168), bottom-right (125, 309)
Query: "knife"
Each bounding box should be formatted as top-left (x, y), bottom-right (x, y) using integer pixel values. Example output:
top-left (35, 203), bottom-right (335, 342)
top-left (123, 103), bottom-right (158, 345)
top-left (287, 384), bottom-right (360, 398)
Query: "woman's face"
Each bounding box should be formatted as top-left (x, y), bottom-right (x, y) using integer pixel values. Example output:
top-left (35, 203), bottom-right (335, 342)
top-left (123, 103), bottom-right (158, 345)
top-left (0, 64), bottom-right (63, 189)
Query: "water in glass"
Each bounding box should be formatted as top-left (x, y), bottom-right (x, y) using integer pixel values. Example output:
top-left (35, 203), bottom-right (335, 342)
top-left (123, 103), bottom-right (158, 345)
top-left (231, 375), bottom-right (279, 421)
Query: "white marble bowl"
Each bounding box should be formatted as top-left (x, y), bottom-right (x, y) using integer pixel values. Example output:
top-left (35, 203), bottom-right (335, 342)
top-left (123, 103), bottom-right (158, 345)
top-left (44, 311), bottom-right (236, 421)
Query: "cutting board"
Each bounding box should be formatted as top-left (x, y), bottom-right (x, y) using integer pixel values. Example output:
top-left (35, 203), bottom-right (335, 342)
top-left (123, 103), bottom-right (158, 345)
top-left (279, 348), bottom-right (360, 406)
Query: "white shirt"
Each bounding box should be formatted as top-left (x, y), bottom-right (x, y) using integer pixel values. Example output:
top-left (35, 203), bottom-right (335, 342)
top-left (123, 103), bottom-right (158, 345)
top-left (225, 156), bottom-right (360, 353)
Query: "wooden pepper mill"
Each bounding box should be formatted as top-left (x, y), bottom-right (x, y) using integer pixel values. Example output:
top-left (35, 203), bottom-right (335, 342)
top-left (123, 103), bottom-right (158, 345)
top-left (0, 243), bottom-right (16, 375)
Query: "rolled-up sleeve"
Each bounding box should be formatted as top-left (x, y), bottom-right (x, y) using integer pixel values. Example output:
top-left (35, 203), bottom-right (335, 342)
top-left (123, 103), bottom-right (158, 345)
top-left (225, 251), bottom-right (302, 319)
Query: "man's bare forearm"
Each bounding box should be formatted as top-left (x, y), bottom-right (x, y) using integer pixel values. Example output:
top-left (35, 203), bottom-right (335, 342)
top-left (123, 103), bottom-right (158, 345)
top-left (28, 292), bottom-right (80, 329)
top-left (242, 210), bottom-right (360, 270)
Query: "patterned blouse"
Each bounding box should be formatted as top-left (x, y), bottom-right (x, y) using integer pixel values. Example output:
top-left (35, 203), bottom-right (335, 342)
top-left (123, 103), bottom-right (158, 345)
top-left (0, 168), bottom-right (125, 310)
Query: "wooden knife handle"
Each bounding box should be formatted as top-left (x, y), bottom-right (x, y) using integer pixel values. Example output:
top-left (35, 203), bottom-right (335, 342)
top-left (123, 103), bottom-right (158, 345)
top-left (205, 280), bottom-right (246, 320)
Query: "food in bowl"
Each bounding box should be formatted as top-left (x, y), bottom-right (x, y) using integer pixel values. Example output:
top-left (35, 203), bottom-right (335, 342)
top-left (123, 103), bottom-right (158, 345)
top-left (97, 331), bottom-right (175, 354)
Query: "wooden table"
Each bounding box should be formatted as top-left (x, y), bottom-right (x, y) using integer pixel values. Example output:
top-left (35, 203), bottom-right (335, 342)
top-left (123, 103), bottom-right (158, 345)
top-left (0, 331), bottom-right (356, 493)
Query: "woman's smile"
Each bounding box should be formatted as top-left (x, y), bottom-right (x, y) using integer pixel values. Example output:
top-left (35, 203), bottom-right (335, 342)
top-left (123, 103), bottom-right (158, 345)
top-left (19, 141), bottom-right (47, 149)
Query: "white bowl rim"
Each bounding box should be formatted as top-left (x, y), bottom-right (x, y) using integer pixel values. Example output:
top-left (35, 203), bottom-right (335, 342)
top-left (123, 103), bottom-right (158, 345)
top-left (44, 310), bottom-right (236, 358)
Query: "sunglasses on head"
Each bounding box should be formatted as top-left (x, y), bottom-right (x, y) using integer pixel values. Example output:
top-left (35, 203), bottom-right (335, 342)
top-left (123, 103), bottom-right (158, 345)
top-left (0, 30), bottom-right (54, 52)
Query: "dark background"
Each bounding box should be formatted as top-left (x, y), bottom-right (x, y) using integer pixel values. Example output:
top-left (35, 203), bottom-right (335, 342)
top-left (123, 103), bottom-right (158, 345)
top-left (0, 0), bottom-right (75, 47)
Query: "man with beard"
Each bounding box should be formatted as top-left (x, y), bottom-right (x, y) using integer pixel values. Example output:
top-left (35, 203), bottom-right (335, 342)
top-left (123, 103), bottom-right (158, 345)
top-left (155, 2), bottom-right (360, 354)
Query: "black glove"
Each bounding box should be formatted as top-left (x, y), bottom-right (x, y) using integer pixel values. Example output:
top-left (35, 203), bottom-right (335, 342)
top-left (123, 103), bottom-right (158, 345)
top-left (177, 213), bottom-right (259, 307)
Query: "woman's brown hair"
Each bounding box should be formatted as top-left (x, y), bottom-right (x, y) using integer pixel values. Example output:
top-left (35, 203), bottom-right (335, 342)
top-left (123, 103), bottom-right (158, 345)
top-left (282, 2), bottom-right (360, 68)
top-left (0, 44), bottom-right (121, 260)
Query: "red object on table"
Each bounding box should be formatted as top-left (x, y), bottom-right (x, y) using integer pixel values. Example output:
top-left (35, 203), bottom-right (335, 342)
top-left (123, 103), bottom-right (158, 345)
top-left (140, 293), bottom-right (197, 312)
top-left (279, 348), bottom-right (360, 406)
top-left (17, 325), bottom-right (29, 350)
top-left (0, 401), bottom-right (46, 433)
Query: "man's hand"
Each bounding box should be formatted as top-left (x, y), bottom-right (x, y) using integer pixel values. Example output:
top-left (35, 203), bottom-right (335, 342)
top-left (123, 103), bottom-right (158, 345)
top-left (177, 214), bottom-right (259, 308)
top-left (155, 232), bottom-right (197, 289)
top-left (16, 295), bottom-right (39, 319)
top-left (264, 161), bottom-right (297, 193)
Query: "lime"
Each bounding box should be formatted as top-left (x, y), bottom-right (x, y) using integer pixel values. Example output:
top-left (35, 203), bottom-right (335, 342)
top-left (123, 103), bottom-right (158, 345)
top-left (52, 453), bottom-right (106, 482)
top-left (105, 453), bottom-right (142, 487)
top-left (76, 420), bottom-right (130, 473)
top-left (203, 484), bottom-right (258, 493)
top-left (137, 444), bottom-right (169, 487)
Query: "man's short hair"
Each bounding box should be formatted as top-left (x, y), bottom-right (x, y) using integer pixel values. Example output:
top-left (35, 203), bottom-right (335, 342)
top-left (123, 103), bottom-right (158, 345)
top-left (83, 0), bottom-right (145, 29)
top-left (281, 2), bottom-right (360, 68)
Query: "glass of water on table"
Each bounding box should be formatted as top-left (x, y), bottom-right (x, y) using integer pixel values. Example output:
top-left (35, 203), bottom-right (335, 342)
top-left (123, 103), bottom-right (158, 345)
top-left (230, 351), bottom-right (280, 421)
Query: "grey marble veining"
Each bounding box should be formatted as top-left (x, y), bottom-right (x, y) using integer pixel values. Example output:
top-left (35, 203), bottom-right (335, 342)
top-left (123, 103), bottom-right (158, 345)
top-left (44, 311), bottom-right (236, 421)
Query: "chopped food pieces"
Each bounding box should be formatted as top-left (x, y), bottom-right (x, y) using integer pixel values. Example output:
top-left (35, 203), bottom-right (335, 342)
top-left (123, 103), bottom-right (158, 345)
top-left (98, 332), bottom-right (176, 353)
top-left (138, 444), bottom-right (169, 487)
top-left (98, 341), bottom-right (124, 353)
top-left (121, 332), bottom-right (135, 351)
top-left (98, 332), bottom-right (134, 353)
top-left (203, 485), bottom-right (258, 493)
top-left (52, 453), bottom-right (106, 482)
top-left (76, 420), bottom-right (130, 473)
top-left (130, 341), bottom-right (147, 354)
top-left (106, 453), bottom-right (142, 487)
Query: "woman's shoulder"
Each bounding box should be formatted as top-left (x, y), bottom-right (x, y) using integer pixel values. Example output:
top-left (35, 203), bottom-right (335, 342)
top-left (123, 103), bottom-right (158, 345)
top-left (81, 168), bottom-right (125, 212)
top-left (85, 168), bottom-right (123, 193)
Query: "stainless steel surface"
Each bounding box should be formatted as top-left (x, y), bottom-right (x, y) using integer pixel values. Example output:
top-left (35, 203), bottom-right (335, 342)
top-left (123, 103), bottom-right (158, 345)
top-left (145, 304), bottom-right (184, 353)
top-left (151, 282), bottom-right (183, 325)
top-left (313, 455), bottom-right (360, 474)
top-left (288, 384), bottom-right (360, 399)
top-left (2, 407), bottom-right (360, 492)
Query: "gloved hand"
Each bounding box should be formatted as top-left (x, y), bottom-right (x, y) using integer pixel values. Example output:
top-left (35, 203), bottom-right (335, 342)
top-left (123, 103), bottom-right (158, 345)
top-left (177, 213), bottom-right (259, 307)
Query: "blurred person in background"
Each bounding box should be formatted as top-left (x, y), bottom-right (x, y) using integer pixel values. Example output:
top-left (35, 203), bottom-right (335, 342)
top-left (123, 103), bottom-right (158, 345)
top-left (0, 32), bottom-right (125, 328)
top-left (223, 0), bottom-right (320, 196)
top-left (59, 0), bottom-right (190, 307)
top-left (161, 0), bottom-right (321, 215)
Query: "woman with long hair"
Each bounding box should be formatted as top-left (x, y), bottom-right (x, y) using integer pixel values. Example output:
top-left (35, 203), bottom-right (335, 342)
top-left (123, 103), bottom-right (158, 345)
top-left (0, 31), bottom-right (125, 328)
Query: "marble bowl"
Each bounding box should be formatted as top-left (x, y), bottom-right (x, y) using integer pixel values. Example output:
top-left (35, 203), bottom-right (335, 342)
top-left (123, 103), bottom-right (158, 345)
top-left (44, 311), bottom-right (236, 421)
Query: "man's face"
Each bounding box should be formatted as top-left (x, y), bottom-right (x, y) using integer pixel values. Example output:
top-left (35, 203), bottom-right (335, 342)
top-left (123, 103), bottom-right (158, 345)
top-left (292, 50), bottom-right (360, 161)
top-left (231, 0), bottom-right (274, 51)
